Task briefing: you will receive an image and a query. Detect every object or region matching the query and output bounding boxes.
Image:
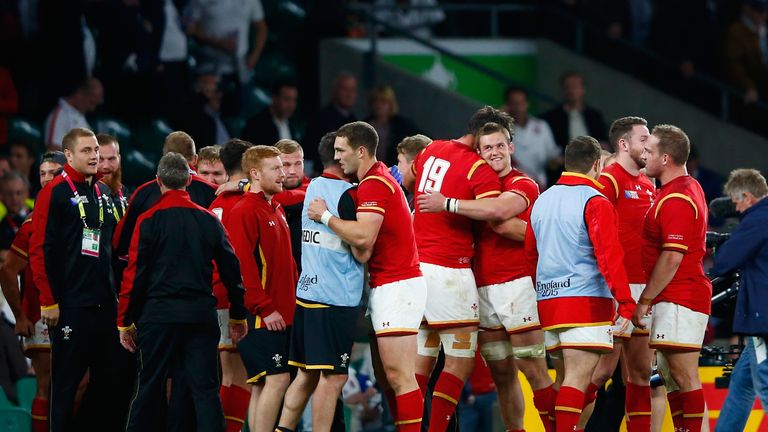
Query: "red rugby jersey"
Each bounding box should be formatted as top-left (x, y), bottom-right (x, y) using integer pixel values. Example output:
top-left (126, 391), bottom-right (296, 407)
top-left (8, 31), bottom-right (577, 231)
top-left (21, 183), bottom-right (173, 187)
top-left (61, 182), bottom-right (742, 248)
top-left (9, 218), bottom-right (40, 322)
top-left (357, 162), bottom-right (421, 288)
top-left (598, 163), bottom-right (656, 284)
top-left (411, 140), bottom-right (502, 268)
top-left (642, 175), bottom-right (712, 314)
top-left (209, 190), bottom-right (244, 309)
top-left (474, 169), bottom-right (539, 287)
top-left (223, 192), bottom-right (298, 326)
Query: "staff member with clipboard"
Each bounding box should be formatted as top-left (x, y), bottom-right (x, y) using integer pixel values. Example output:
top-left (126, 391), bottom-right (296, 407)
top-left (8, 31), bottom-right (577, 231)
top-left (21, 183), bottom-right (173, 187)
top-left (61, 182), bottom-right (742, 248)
top-left (30, 127), bottom-right (133, 432)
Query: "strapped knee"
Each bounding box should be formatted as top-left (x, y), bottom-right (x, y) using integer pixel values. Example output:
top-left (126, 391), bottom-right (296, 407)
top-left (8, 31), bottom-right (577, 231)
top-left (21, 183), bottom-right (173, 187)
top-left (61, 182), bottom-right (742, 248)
top-left (417, 328), bottom-right (441, 358)
top-left (439, 331), bottom-right (478, 358)
top-left (479, 340), bottom-right (513, 362)
top-left (512, 343), bottom-right (547, 359)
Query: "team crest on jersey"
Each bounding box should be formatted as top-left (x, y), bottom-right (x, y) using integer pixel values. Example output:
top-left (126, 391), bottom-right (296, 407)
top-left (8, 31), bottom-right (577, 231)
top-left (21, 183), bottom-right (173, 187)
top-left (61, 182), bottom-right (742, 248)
top-left (340, 353), bottom-right (349, 368)
top-left (624, 190), bottom-right (640, 199)
top-left (62, 326), bottom-right (73, 340)
top-left (273, 353), bottom-right (283, 367)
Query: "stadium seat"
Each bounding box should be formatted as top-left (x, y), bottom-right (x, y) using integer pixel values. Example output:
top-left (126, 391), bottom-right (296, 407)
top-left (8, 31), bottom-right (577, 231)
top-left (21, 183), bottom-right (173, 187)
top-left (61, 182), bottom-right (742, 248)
top-left (0, 407), bottom-right (32, 432)
top-left (264, 0), bottom-right (306, 41)
top-left (15, 377), bottom-right (36, 410)
top-left (8, 117), bottom-right (43, 149)
top-left (0, 385), bottom-right (12, 408)
top-left (122, 148), bottom-right (159, 188)
top-left (133, 118), bottom-right (173, 153)
top-left (93, 117), bottom-right (132, 148)
top-left (250, 50), bottom-right (298, 89)
top-left (241, 85), bottom-right (272, 119)
top-left (224, 117), bottom-right (246, 138)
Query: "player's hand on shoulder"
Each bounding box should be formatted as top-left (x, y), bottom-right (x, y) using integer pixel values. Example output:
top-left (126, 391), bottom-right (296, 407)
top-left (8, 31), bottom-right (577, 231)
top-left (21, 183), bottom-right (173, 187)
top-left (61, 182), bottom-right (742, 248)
top-left (263, 311), bottom-right (286, 331)
top-left (417, 190), bottom-right (446, 213)
top-left (307, 198), bottom-right (329, 222)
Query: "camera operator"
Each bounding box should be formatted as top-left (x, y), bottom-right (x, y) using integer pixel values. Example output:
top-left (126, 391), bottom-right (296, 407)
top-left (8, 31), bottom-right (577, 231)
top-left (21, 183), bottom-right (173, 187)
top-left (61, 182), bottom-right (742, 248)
top-left (710, 169), bottom-right (768, 432)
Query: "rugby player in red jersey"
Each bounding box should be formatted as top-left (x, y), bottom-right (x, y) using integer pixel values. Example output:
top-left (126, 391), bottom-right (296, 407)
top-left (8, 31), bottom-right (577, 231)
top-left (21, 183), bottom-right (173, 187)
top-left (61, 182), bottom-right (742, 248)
top-left (307, 121), bottom-right (426, 432)
top-left (634, 125), bottom-right (712, 432)
top-left (579, 117), bottom-right (658, 431)
top-left (417, 122), bottom-right (555, 431)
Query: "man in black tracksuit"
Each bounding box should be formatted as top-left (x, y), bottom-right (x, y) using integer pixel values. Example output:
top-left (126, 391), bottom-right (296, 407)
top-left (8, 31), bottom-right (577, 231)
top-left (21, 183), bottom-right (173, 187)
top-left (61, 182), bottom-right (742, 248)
top-left (29, 127), bottom-right (133, 431)
top-left (112, 131), bottom-right (217, 282)
top-left (117, 152), bottom-right (247, 432)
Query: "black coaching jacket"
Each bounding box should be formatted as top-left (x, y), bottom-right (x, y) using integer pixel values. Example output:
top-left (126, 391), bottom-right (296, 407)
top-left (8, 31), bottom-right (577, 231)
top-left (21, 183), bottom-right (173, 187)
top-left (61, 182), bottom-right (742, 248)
top-left (116, 190), bottom-right (246, 328)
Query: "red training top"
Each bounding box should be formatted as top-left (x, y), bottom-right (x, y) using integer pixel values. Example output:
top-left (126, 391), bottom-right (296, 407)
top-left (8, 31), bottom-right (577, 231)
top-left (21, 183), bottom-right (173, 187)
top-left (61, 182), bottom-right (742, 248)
top-left (642, 175), bottom-right (712, 314)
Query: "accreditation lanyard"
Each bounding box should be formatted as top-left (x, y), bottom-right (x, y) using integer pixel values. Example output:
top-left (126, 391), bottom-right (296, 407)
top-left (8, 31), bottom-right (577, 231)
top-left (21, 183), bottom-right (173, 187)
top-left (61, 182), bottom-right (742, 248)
top-left (62, 172), bottom-right (103, 230)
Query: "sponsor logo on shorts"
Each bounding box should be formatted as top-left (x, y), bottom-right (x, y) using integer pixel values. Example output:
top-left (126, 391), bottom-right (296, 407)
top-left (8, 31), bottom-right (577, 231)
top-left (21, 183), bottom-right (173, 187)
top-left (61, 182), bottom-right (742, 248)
top-left (471, 303), bottom-right (478, 318)
top-left (536, 278), bottom-right (570, 297)
top-left (522, 316), bottom-right (533, 323)
top-left (298, 274), bottom-right (318, 291)
top-left (656, 334), bottom-right (665, 340)
top-left (273, 353), bottom-right (283, 367)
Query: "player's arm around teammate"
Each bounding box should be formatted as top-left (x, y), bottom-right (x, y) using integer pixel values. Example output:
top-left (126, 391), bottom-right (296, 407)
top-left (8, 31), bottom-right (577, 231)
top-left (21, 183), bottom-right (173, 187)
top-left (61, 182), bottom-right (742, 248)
top-left (309, 122), bottom-right (427, 432)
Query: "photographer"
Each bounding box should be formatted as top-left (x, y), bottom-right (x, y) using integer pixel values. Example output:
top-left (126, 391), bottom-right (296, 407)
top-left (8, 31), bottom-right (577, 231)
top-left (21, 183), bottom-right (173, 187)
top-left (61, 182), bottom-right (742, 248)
top-left (710, 169), bottom-right (768, 431)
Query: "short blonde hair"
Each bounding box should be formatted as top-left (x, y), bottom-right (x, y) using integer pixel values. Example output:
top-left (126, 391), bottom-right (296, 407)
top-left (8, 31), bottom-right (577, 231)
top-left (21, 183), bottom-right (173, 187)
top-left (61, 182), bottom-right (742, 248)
top-left (275, 139), bottom-right (303, 156)
top-left (242, 145), bottom-right (282, 175)
top-left (724, 168), bottom-right (768, 199)
top-left (396, 134), bottom-right (431, 161)
top-left (163, 131), bottom-right (196, 162)
top-left (368, 85), bottom-right (399, 116)
top-left (198, 145), bottom-right (221, 164)
top-left (62, 128), bottom-right (96, 152)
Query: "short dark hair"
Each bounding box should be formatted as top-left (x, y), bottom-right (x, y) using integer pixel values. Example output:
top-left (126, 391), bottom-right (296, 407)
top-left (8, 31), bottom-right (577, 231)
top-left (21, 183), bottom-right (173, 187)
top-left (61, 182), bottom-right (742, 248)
top-left (41, 151), bottom-right (67, 166)
top-left (272, 80), bottom-right (297, 96)
top-left (652, 124), bottom-right (690, 165)
top-left (220, 139), bottom-right (253, 175)
top-left (336, 121), bottom-right (378, 156)
top-left (608, 116), bottom-right (647, 148)
top-left (467, 106), bottom-right (514, 138)
top-left (157, 152), bottom-right (190, 189)
top-left (9, 141), bottom-right (36, 159)
top-left (318, 132), bottom-right (338, 168)
top-left (503, 86), bottom-right (528, 102)
top-left (564, 136), bottom-right (601, 173)
top-left (560, 71), bottom-right (583, 86)
top-left (1, 170), bottom-right (30, 190)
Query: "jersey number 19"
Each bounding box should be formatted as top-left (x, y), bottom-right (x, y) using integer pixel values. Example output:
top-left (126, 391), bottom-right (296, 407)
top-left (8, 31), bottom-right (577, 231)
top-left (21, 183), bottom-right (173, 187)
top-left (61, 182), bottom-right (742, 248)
top-left (417, 156), bottom-right (451, 193)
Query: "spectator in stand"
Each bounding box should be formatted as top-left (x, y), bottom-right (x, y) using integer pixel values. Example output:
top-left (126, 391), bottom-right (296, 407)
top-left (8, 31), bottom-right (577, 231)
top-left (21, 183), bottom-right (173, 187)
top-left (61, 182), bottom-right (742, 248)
top-left (43, 77), bottom-right (103, 150)
top-left (241, 81), bottom-right (300, 146)
top-left (155, 0), bottom-right (191, 120)
top-left (178, 74), bottom-right (232, 148)
top-left (0, 155), bottom-right (11, 178)
top-left (541, 72), bottom-right (607, 185)
top-left (304, 73), bottom-right (358, 174)
top-left (0, 66), bottom-right (19, 147)
top-left (0, 171), bottom-right (32, 251)
top-left (185, 0), bottom-right (268, 115)
top-left (724, 0), bottom-right (768, 104)
top-left (502, 86), bottom-right (562, 187)
top-left (365, 85), bottom-right (420, 167)
top-left (8, 141), bottom-right (39, 195)
top-left (373, 0), bottom-right (445, 38)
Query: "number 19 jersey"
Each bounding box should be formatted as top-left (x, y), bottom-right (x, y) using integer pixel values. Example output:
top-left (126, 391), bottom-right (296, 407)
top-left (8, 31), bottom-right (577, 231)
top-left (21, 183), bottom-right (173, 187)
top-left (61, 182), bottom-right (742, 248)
top-left (411, 140), bottom-right (501, 268)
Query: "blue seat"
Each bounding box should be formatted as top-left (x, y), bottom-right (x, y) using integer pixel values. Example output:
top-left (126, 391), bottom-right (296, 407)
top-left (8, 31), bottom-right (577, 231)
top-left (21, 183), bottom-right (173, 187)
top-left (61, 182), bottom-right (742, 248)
top-left (15, 376), bottom-right (36, 410)
top-left (0, 406), bottom-right (32, 432)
